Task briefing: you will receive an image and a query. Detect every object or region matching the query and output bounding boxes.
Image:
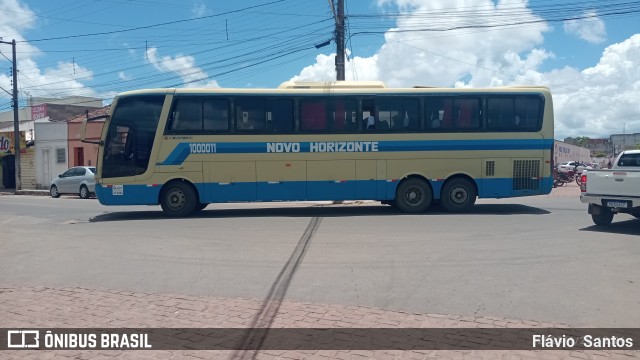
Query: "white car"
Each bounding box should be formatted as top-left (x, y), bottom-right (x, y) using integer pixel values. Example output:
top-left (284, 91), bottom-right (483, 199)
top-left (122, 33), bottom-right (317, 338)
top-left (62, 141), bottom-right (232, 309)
top-left (50, 166), bottom-right (96, 199)
top-left (557, 161), bottom-right (588, 173)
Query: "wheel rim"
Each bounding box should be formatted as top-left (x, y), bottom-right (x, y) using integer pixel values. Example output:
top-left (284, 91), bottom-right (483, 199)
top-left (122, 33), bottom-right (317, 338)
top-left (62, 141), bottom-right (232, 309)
top-left (166, 188), bottom-right (186, 211)
top-left (449, 186), bottom-right (468, 205)
top-left (81, 187), bottom-right (87, 197)
top-left (403, 186), bottom-right (423, 206)
top-left (51, 186), bottom-right (58, 196)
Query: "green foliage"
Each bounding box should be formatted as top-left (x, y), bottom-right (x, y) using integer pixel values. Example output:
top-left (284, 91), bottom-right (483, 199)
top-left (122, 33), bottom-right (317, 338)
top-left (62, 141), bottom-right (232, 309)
top-left (574, 136), bottom-right (591, 147)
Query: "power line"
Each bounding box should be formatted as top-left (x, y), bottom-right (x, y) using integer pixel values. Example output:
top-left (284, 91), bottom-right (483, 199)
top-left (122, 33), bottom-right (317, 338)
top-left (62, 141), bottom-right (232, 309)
top-left (21, 0), bottom-right (287, 43)
top-left (346, 7), bottom-right (640, 38)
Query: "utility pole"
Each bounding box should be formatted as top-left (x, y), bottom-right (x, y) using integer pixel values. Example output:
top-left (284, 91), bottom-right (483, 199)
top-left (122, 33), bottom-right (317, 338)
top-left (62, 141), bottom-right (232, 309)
top-left (0, 39), bottom-right (20, 191)
top-left (335, 0), bottom-right (346, 81)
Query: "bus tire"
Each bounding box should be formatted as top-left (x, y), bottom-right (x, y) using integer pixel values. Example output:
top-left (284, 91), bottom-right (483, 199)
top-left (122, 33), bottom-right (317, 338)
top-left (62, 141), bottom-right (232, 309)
top-left (160, 181), bottom-right (197, 217)
top-left (441, 178), bottom-right (477, 213)
top-left (394, 178), bottom-right (432, 213)
top-left (591, 209), bottom-right (614, 226)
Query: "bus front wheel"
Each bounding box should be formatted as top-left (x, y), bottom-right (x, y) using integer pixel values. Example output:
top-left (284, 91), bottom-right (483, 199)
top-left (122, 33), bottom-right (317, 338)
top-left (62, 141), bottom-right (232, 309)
top-left (160, 181), bottom-right (197, 217)
top-left (394, 178), bottom-right (432, 213)
top-left (441, 178), bottom-right (477, 213)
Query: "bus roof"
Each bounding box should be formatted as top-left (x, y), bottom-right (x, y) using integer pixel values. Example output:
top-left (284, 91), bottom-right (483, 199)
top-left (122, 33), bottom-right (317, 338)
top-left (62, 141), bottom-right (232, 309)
top-left (277, 81), bottom-right (387, 89)
top-left (114, 83), bottom-right (550, 98)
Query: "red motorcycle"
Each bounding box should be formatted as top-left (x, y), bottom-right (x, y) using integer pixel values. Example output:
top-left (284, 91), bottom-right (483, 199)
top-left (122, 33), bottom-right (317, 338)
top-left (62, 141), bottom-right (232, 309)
top-left (554, 169), bottom-right (575, 187)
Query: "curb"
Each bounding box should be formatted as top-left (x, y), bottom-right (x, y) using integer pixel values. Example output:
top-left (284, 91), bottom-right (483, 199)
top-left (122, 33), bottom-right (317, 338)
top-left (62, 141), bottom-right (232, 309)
top-left (2, 189), bottom-right (50, 196)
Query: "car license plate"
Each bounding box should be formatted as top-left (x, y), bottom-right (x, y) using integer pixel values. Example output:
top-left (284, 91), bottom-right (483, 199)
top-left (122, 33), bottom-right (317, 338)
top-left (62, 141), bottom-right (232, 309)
top-left (605, 200), bottom-right (628, 208)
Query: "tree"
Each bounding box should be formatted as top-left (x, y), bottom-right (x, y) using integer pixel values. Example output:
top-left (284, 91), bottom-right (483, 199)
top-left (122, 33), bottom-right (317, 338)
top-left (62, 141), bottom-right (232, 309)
top-left (575, 136), bottom-right (591, 148)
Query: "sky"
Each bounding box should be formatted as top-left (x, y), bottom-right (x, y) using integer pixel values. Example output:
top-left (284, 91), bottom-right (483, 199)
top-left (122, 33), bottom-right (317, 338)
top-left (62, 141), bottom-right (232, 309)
top-left (0, 0), bottom-right (639, 140)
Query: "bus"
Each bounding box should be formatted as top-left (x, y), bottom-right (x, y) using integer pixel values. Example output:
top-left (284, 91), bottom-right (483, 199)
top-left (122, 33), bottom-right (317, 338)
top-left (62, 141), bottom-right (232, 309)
top-left (83, 81), bottom-right (554, 217)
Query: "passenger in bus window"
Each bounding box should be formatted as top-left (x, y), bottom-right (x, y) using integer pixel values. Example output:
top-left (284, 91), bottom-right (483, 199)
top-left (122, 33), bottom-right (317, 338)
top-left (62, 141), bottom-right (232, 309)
top-left (430, 111), bottom-right (442, 129)
top-left (364, 110), bottom-right (375, 130)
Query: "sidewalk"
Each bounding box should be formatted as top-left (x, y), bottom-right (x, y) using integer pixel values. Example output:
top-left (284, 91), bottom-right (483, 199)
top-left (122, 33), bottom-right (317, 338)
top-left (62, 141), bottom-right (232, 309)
top-left (0, 188), bottom-right (49, 196)
top-left (1, 287), bottom-right (636, 359)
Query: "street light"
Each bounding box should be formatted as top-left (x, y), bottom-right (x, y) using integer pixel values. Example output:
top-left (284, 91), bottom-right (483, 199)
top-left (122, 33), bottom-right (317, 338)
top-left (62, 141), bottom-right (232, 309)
top-left (0, 38), bottom-right (20, 191)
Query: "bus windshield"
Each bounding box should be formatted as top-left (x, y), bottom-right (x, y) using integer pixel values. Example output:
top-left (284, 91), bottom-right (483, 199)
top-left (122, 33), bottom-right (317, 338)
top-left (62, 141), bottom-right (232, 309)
top-left (102, 95), bottom-right (164, 178)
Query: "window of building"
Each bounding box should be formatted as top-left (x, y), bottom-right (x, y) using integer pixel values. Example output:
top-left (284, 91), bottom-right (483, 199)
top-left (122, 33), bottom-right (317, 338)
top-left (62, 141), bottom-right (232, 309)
top-left (56, 148), bottom-right (66, 164)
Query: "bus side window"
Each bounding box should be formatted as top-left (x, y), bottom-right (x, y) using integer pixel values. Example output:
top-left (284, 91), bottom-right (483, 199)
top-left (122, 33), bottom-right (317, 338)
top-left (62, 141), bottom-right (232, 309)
top-left (515, 98), bottom-right (541, 130)
top-left (300, 101), bottom-right (327, 131)
top-left (324, 99), bottom-right (357, 132)
top-left (426, 98), bottom-right (453, 130)
top-left (269, 99), bottom-right (294, 132)
top-left (487, 98), bottom-right (514, 130)
top-left (334, 101), bottom-right (346, 130)
top-left (236, 102), bottom-right (265, 131)
top-left (203, 99), bottom-right (229, 131)
top-left (169, 98), bottom-right (202, 131)
top-left (455, 99), bottom-right (480, 129)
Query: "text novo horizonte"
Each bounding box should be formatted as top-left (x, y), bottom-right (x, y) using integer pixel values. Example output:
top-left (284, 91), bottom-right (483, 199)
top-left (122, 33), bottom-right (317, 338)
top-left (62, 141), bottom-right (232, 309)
top-left (267, 141), bottom-right (379, 153)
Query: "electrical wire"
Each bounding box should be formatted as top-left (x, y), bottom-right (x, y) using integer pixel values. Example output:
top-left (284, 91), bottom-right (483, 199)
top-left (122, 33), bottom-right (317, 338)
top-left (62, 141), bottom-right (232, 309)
top-left (1, 0), bottom-right (639, 105)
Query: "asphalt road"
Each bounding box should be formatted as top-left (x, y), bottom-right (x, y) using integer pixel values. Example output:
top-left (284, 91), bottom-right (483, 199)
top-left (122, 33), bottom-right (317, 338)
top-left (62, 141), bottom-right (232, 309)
top-left (1, 189), bottom-right (639, 327)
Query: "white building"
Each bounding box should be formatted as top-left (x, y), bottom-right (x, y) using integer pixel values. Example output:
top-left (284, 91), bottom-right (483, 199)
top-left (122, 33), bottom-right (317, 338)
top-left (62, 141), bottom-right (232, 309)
top-left (34, 122), bottom-right (68, 189)
top-left (0, 96), bottom-right (103, 189)
top-left (554, 140), bottom-right (591, 164)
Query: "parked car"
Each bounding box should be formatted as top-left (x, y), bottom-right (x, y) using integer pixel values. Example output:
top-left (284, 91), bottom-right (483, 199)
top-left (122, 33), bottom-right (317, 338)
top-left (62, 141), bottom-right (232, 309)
top-left (50, 166), bottom-right (96, 199)
top-left (557, 161), bottom-right (588, 173)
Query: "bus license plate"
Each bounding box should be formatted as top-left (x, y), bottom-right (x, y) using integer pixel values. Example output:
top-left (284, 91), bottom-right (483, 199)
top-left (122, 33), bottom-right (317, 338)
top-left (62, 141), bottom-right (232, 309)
top-left (605, 200), bottom-right (628, 208)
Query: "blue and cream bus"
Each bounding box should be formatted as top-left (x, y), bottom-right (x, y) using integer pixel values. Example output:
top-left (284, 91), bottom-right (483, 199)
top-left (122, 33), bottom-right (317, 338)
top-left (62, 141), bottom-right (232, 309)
top-left (84, 81), bottom-right (554, 216)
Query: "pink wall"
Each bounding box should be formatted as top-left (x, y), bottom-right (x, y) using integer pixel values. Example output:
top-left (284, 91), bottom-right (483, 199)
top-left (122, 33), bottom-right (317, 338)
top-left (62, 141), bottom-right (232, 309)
top-left (67, 120), bottom-right (105, 167)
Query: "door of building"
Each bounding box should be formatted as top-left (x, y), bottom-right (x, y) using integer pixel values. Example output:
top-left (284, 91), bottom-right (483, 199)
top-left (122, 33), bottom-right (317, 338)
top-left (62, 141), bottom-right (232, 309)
top-left (75, 147), bottom-right (84, 166)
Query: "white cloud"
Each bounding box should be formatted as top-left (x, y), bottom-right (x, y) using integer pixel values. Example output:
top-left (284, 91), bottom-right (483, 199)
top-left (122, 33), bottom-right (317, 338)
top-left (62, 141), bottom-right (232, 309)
top-left (118, 72), bottom-right (130, 81)
top-left (0, 57), bottom-right (98, 100)
top-left (191, 2), bottom-right (210, 18)
top-left (291, 51), bottom-right (379, 82)
top-left (549, 34), bottom-right (640, 138)
top-left (564, 10), bottom-right (607, 44)
top-left (291, 0), bottom-right (640, 139)
top-left (122, 43), bottom-right (136, 57)
top-left (146, 47), bottom-right (219, 88)
top-left (0, 0), bottom-right (101, 101)
top-left (292, 0), bottom-right (550, 87)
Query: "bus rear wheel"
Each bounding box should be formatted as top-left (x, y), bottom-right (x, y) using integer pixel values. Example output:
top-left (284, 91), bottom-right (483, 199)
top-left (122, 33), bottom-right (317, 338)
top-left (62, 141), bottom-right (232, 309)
top-left (394, 178), bottom-right (432, 213)
top-left (160, 181), bottom-right (197, 217)
top-left (441, 178), bottom-right (477, 213)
